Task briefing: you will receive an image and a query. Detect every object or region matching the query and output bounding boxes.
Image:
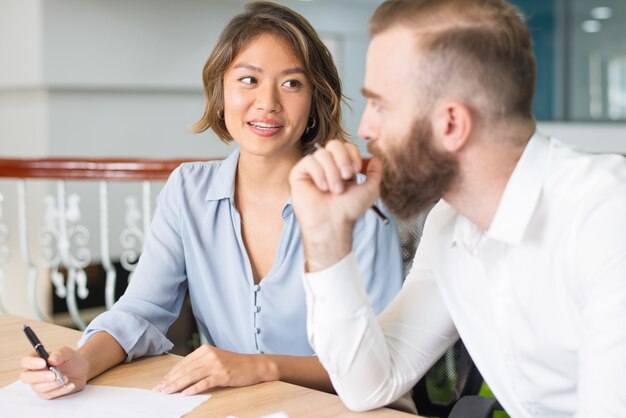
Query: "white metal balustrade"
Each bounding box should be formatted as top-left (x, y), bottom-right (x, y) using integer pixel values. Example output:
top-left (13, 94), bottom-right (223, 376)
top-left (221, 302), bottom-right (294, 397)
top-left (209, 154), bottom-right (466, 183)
top-left (0, 158), bottom-right (206, 329)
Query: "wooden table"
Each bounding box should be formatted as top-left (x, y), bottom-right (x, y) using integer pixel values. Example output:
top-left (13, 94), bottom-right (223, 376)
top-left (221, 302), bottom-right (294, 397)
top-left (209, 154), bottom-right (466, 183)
top-left (0, 314), bottom-right (416, 417)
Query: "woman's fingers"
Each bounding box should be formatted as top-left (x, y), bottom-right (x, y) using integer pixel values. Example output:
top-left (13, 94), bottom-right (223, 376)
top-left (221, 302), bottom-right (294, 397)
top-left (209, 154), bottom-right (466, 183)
top-left (20, 369), bottom-right (58, 384)
top-left (155, 346), bottom-right (260, 395)
top-left (31, 379), bottom-right (70, 394)
top-left (21, 354), bottom-right (47, 370)
top-left (34, 382), bottom-right (76, 400)
top-left (182, 375), bottom-right (222, 396)
top-left (157, 365), bottom-right (212, 395)
top-left (155, 345), bottom-right (214, 392)
top-left (156, 363), bottom-right (205, 394)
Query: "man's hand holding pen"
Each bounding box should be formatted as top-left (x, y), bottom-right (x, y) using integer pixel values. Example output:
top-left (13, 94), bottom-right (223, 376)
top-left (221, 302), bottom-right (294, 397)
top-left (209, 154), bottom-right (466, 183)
top-left (289, 140), bottom-right (385, 272)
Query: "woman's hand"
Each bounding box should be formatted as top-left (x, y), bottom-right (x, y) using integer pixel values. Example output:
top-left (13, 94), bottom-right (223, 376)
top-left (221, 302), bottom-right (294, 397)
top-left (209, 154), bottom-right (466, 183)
top-left (153, 345), bottom-right (277, 396)
top-left (20, 346), bottom-right (89, 400)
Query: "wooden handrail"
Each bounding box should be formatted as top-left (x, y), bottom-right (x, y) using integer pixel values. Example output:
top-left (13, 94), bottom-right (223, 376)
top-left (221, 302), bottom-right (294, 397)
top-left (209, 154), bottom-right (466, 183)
top-left (0, 158), bottom-right (220, 181)
top-left (0, 157), bottom-right (374, 181)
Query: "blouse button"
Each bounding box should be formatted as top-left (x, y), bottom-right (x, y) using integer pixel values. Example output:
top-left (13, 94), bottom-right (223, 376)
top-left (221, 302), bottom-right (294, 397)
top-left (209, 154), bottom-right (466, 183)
top-left (254, 306), bottom-right (261, 313)
top-left (253, 284), bottom-right (261, 293)
top-left (255, 327), bottom-right (261, 334)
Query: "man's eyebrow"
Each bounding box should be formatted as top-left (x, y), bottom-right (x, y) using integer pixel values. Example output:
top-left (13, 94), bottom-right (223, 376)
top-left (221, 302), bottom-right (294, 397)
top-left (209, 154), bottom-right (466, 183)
top-left (361, 87), bottom-right (383, 101)
top-left (231, 64), bottom-right (307, 76)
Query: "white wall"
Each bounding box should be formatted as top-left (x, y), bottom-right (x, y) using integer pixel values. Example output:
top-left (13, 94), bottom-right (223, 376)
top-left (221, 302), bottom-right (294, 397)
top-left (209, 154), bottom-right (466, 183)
top-left (538, 121), bottom-right (626, 153)
top-left (0, 0), bottom-right (43, 87)
top-left (37, 0), bottom-right (379, 159)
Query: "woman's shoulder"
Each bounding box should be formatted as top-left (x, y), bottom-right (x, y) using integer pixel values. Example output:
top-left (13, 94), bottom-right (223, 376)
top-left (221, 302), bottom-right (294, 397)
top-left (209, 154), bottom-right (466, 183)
top-left (176, 159), bottom-right (224, 176)
top-left (161, 156), bottom-right (234, 201)
top-left (174, 149), bottom-right (238, 183)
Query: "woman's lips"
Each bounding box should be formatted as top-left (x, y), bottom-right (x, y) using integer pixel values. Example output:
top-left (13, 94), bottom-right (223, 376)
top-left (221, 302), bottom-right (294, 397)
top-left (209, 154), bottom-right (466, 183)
top-left (247, 120), bottom-right (284, 137)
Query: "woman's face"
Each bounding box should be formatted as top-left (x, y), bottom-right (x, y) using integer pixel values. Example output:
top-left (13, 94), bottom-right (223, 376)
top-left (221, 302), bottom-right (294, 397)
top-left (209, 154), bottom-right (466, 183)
top-left (223, 33), bottom-right (313, 159)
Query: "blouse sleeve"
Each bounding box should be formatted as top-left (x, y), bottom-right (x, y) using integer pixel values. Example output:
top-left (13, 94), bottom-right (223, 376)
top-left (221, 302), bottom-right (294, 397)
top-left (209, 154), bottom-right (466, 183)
top-left (78, 166), bottom-right (188, 362)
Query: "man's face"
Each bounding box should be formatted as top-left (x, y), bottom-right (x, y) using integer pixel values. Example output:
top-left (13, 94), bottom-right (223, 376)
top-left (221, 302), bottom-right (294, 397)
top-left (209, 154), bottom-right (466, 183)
top-left (359, 27), bottom-right (458, 219)
top-left (369, 116), bottom-right (458, 219)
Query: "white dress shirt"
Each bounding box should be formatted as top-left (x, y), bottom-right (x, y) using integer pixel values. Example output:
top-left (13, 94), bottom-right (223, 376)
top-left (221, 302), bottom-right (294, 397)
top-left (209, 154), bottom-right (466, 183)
top-left (303, 132), bottom-right (626, 417)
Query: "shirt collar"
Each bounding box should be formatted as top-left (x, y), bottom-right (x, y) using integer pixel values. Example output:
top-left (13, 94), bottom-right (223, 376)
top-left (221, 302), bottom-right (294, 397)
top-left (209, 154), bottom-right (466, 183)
top-left (204, 147), bottom-right (240, 202)
top-left (486, 130), bottom-right (550, 245)
top-left (451, 130), bottom-right (550, 248)
top-left (203, 147), bottom-right (294, 220)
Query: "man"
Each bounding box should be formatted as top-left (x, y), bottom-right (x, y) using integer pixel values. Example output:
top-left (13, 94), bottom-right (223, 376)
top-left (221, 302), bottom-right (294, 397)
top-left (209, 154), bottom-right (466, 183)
top-left (288, 0), bottom-right (626, 417)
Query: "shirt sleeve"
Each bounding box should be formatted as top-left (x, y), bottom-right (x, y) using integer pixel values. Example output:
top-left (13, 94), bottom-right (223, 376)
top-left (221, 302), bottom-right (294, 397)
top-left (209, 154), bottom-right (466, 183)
top-left (78, 167), bottom-right (188, 362)
top-left (574, 192), bottom-right (626, 417)
top-left (352, 200), bottom-right (403, 314)
top-left (303, 215), bottom-right (457, 412)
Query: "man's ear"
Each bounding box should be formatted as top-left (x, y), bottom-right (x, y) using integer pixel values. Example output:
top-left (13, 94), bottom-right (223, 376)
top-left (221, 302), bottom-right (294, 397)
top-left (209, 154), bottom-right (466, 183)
top-left (432, 101), bottom-right (472, 152)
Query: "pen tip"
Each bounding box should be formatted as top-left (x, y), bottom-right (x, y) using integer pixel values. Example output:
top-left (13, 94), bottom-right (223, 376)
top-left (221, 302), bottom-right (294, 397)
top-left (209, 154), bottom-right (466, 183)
top-left (22, 324), bottom-right (29, 330)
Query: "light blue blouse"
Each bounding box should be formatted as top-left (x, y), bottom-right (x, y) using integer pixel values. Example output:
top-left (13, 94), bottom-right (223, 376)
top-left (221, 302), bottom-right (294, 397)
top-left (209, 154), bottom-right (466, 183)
top-left (79, 148), bottom-right (403, 360)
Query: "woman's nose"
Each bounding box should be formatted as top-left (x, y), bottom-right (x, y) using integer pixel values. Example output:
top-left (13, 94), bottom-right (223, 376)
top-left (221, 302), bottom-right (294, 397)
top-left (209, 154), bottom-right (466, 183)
top-left (255, 85), bottom-right (281, 113)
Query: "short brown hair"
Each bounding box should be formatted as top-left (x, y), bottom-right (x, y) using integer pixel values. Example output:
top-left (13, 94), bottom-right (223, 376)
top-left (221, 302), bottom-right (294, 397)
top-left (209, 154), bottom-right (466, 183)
top-left (370, 0), bottom-right (536, 124)
top-left (191, 1), bottom-right (348, 154)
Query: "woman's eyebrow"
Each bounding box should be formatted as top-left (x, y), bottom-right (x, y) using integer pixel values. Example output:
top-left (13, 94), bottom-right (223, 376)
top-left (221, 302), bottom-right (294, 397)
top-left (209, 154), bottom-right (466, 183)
top-left (231, 63), bottom-right (306, 76)
top-left (232, 63), bottom-right (262, 72)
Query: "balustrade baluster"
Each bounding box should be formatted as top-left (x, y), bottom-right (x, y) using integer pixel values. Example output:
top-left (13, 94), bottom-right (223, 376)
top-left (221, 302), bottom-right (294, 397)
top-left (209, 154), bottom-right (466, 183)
top-left (99, 181), bottom-right (117, 309)
top-left (17, 181), bottom-right (45, 321)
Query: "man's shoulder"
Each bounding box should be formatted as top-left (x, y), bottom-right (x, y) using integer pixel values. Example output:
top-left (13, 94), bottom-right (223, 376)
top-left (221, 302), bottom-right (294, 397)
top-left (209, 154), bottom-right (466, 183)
top-left (545, 139), bottom-right (626, 205)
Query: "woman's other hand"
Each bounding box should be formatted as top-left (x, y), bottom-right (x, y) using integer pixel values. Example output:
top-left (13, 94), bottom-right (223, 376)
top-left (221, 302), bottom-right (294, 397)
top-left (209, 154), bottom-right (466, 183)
top-left (153, 345), bottom-right (277, 396)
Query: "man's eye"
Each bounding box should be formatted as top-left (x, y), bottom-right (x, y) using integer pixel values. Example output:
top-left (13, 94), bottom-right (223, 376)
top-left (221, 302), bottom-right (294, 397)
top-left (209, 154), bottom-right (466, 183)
top-left (283, 79), bottom-right (303, 88)
top-left (239, 76), bottom-right (256, 84)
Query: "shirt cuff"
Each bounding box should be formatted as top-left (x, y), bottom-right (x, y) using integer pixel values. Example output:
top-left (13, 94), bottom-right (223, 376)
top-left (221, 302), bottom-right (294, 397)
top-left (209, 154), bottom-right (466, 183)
top-left (303, 252), bottom-right (370, 317)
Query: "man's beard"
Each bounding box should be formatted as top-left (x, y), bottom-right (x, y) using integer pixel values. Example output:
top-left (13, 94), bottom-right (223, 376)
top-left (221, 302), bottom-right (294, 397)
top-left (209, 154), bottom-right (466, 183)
top-left (368, 117), bottom-right (459, 220)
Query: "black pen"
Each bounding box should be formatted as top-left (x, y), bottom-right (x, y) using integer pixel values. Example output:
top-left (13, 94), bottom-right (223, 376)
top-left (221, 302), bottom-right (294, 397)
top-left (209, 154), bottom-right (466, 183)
top-left (312, 143), bottom-right (389, 225)
top-left (22, 324), bottom-right (67, 386)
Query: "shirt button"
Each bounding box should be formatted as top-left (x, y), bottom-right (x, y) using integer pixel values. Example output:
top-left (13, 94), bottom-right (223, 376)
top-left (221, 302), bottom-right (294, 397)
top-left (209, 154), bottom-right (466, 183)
top-left (254, 306), bottom-right (261, 313)
top-left (259, 350), bottom-right (264, 354)
top-left (254, 327), bottom-right (261, 334)
top-left (253, 284), bottom-right (261, 293)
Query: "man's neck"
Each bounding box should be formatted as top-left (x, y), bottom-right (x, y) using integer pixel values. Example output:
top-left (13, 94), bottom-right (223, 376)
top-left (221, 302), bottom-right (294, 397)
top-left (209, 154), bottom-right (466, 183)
top-left (444, 124), bottom-right (535, 231)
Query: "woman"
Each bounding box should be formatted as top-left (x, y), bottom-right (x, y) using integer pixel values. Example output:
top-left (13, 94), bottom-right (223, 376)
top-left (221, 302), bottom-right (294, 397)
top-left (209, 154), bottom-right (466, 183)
top-left (20, 0), bottom-right (403, 403)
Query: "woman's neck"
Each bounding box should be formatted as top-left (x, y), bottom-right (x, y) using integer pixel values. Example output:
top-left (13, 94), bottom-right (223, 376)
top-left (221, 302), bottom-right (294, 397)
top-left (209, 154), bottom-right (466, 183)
top-left (235, 148), bottom-right (301, 204)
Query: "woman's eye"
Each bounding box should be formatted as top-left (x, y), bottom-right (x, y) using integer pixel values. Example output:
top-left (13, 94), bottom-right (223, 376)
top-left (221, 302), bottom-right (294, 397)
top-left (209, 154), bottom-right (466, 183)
top-left (283, 79), bottom-right (303, 88)
top-left (239, 76), bottom-right (256, 85)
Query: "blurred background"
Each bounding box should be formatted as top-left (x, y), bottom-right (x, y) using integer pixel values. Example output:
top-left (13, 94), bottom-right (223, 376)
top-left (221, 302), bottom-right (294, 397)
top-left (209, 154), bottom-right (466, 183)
top-left (1, 0), bottom-right (625, 322)
top-left (2, 0), bottom-right (626, 160)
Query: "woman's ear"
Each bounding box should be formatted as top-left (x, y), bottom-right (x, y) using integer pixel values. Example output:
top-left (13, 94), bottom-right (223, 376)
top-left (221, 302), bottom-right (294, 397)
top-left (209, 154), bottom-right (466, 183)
top-left (432, 101), bottom-right (472, 153)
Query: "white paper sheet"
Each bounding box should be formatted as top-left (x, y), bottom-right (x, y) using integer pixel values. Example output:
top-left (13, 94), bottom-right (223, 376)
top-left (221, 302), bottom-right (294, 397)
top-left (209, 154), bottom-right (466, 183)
top-left (1, 380), bottom-right (210, 418)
